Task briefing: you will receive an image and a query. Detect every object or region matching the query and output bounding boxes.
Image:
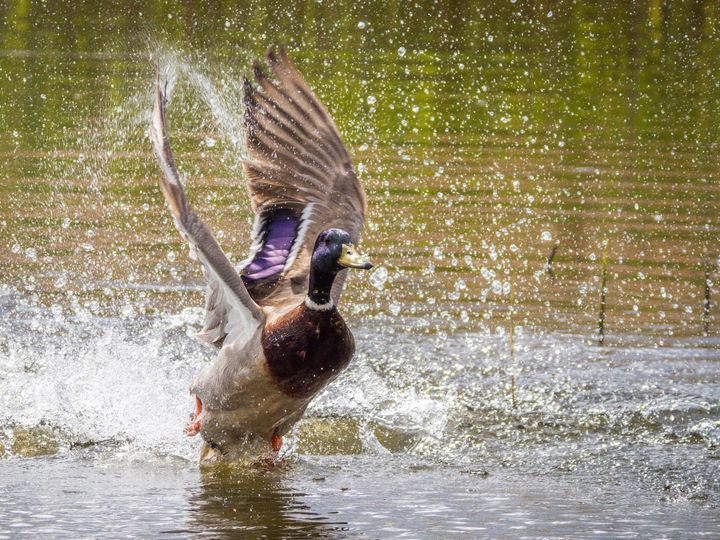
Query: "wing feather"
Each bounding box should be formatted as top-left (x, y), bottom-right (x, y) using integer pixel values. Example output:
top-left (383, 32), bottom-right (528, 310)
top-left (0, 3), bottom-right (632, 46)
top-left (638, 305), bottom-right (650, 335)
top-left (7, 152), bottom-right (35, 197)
top-left (149, 70), bottom-right (264, 346)
top-left (240, 46), bottom-right (367, 310)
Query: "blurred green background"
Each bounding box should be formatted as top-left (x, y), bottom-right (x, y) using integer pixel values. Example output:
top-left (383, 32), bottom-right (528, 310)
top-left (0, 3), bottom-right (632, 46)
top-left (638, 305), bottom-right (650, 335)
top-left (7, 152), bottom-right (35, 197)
top-left (1, 0), bottom-right (719, 338)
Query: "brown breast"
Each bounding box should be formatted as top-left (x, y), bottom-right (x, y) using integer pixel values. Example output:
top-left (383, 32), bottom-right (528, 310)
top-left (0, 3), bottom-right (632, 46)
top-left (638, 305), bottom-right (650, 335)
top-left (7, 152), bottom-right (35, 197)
top-left (261, 303), bottom-right (355, 398)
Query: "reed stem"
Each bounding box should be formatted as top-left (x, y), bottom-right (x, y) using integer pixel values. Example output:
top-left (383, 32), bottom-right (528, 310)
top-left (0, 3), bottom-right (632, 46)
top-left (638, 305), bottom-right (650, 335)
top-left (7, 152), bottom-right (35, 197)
top-left (509, 320), bottom-right (516, 408)
top-left (508, 284), bottom-right (517, 408)
top-left (703, 263), bottom-right (712, 337)
top-left (598, 243), bottom-right (608, 345)
top-left (545, 239), bottom-right (560, 277)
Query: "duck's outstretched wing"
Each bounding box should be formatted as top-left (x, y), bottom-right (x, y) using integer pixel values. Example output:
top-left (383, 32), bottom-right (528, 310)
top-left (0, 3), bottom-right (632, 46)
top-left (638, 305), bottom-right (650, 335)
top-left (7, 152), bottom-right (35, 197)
top-left (150, 72), bottom-right (264, 347)
top-left (239, 45), bottom-right (367, 310)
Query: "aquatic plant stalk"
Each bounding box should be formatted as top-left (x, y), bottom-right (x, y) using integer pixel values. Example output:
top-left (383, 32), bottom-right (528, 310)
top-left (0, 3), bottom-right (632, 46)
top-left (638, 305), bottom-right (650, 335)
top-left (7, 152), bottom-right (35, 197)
top-left (598, 244), bottom-right (608, 345)
top-left (508, 287), bottom-right (517, 408)
top-left (545, 239), bottom-right (560, 277)
top-left (509, 320), bottom-right (516, 408)
top-left (703, 263), bottom-right (712, 337)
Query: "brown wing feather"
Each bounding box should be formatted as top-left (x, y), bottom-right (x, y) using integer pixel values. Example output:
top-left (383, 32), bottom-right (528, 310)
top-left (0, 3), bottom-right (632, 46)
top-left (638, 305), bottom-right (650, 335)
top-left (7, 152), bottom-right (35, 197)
top-left (241, 45), bottom-right (366, 310)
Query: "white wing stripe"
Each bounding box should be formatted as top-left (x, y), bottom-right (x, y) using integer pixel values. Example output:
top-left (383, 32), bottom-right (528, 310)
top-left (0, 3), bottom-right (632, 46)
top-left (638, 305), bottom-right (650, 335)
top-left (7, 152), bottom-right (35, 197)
top-left (237, 211), bottom-right (267, 271)
top-left (283, 203), bottom-right (315, 274)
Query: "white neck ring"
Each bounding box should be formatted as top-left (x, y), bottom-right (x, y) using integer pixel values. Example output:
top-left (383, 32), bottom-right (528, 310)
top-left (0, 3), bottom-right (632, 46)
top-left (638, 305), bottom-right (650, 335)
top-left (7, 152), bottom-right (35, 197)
top-left (305, 296), bottom-right (334, 311)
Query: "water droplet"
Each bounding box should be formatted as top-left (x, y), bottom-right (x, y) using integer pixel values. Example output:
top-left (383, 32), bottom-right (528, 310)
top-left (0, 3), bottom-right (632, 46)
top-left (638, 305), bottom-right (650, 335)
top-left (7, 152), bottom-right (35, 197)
top-left (205, 137), bottom-right (216, 148)
top-left (541, 231), bottom-right (552, 242)
top-left (25, 248), bottom-right (37, 261)
top-left (357, 21), bottom-right (366, 29)
top-left (53, 274), bottom-right (67, 289)
top-left (487, 34), bottom-right (494, 42)
top-left (389, 303), bottom-right (401, 316)
top-left (366, 95), bottom-right (376, 105)
top-left (397, 46), bottom-right (406, 57)
top-left (488, 245), bottom-right (498, 261)
top-left (433, 246), bottom-right (444, 260)
top-left (369, 266), bottom-right (388, 290)
top-left (11, 243), bottom-right (20, 254)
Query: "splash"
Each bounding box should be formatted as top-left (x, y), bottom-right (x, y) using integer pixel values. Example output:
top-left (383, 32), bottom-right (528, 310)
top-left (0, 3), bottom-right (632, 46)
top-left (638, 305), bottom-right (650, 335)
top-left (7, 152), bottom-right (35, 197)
top-left (0, 286), bottom-right (450, 461)
top-left (0, 286), bottom-right (205, 459)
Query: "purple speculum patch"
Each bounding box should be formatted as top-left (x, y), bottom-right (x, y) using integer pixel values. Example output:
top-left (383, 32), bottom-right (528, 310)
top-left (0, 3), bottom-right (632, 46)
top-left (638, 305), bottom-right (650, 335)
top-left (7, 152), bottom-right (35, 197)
top-left (243, 209), bottom-right (298, 281)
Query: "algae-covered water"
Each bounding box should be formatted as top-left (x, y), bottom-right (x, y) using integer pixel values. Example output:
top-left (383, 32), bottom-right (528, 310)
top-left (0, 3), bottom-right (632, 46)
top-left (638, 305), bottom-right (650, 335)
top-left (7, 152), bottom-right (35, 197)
top-left (1, 2), bottom-right (719, 538)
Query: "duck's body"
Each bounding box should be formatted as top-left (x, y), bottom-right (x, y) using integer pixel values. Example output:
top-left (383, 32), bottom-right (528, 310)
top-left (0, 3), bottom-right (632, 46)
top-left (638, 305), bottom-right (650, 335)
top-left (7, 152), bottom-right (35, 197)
top-left (189, 276), bottom-right (357, 455)
top-left (264, 302), bottom-right (355, 398)
top-left (149, 46), bottom-right (371, 461)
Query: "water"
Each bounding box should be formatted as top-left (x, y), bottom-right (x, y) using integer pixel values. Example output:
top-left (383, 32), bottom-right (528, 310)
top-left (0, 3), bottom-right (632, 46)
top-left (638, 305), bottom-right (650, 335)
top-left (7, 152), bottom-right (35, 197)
top-left (2, 455), bottom-right (718, 538)
top-left (1, 2), bottom-right (720, 537)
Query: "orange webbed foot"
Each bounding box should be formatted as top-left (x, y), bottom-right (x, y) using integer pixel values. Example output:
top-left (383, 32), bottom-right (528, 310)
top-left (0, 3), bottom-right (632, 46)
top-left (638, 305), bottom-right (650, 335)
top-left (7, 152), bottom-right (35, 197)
top-left (271, 434), bottom-right (283, 452)
top-left (184, 420), bottom-right (201, 437)
top-left (184, 396), bottom-right (202, 437)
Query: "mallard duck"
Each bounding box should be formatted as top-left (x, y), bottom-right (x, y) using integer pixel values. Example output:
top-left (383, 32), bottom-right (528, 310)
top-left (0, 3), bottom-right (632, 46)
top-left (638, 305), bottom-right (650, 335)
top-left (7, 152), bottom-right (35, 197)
top-left (149, 46), bottom-right (371, 462)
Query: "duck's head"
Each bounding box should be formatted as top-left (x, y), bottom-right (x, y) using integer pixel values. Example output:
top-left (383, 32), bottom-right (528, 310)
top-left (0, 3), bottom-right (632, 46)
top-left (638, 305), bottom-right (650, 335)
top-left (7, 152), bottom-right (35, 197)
top-left (311, 228), bottom-right (373, 274)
